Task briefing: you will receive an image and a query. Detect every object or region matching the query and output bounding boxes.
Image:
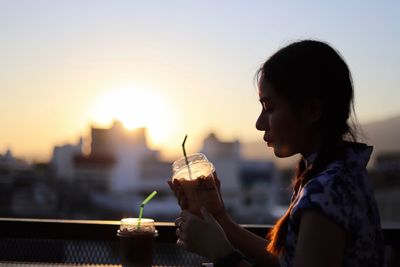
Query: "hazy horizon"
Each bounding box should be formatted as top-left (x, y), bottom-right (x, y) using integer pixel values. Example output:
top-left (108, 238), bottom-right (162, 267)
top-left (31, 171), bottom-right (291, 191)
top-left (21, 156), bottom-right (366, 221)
top-left (1, 1), bottom-right (399, 162)
top-left (3, 112), bottom-right (399, 166)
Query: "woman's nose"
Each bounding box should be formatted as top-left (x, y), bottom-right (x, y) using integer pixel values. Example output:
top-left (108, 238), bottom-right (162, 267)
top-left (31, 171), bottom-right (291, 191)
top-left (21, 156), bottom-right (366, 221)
top-left (256, 113), bottom-right (269, 131)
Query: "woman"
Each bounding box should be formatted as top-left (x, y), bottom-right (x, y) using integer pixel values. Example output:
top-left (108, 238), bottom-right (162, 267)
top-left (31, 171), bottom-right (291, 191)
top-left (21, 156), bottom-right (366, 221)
top-left (168, 40), bottom-right (385, 267)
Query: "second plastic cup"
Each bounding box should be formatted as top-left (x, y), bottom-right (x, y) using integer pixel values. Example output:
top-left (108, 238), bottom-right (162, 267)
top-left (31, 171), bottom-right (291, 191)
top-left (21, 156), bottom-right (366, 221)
top-left (117, 218), bottom-right (158, 267)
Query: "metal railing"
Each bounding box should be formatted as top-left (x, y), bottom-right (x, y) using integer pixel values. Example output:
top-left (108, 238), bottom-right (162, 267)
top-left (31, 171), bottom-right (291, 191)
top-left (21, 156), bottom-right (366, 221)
top-left (0, 218), bottom-right (398, 266)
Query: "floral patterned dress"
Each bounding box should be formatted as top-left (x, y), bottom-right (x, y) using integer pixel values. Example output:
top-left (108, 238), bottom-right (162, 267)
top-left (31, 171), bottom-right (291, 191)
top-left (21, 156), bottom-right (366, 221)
top-left (279, 142), bottom-right (385, 267)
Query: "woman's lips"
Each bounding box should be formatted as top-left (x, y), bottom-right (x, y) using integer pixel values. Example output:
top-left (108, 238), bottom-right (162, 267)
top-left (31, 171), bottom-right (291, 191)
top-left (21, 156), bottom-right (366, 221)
top-left (263, 134), bottom-right (273, 144)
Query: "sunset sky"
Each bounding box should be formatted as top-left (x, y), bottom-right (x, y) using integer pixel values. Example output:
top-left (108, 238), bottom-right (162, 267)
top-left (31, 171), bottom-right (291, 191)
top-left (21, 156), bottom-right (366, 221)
top-left (1, 1), bottom-right (399, 161)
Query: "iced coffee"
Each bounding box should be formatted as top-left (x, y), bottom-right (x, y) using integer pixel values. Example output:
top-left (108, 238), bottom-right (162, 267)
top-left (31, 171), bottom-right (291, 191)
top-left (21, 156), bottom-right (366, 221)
top-left (117, 218), bottom-right (158, 267)
top-left (172, 153), bottom-right (221, 215)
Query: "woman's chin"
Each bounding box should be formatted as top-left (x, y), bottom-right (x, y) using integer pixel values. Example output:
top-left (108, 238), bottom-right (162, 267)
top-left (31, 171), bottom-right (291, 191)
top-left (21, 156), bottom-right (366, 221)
top-left (272, 145), bottom-right (295, 158)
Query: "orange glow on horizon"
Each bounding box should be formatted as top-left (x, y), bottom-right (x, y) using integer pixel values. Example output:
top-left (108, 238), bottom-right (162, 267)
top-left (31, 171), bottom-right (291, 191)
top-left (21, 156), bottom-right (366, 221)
top-left (88, 86), bottom-right (180, 148)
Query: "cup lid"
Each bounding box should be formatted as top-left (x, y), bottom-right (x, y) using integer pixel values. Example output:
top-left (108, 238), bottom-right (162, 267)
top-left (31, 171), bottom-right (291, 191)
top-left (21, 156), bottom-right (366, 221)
top-left (117, 218), bottom-right (157, 237)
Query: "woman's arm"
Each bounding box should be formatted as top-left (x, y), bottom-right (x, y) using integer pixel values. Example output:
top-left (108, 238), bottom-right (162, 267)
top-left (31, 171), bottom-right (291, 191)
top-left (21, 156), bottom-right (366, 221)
top-left (294, 210), bottom-right (346, 267)
top-left (176, 208), bottom-right (277, 267)
top-left (168, 177), bottom-right (279, 266)
top-left (217, 213), bottom-right (280, 267)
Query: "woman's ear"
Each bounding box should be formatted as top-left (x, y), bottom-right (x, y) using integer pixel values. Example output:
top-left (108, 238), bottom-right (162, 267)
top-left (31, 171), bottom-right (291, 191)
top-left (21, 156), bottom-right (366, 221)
top-left (303, 98), bottom-right (322, 124)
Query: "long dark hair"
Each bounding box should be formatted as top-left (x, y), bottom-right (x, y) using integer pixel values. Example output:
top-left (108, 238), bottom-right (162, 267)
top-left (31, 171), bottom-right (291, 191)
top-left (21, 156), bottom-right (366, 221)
top-left (257, 40), bottom-right (358, 256)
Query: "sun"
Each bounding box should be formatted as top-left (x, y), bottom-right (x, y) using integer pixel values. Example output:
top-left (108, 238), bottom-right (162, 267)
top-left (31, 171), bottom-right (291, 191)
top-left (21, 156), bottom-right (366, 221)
top-left (89, 86), bottom-right (178, 147)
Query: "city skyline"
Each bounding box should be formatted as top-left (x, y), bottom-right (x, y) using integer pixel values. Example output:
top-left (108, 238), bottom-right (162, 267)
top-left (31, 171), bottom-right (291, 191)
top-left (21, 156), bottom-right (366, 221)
top-left (1, 1), bottom-right (399, 161)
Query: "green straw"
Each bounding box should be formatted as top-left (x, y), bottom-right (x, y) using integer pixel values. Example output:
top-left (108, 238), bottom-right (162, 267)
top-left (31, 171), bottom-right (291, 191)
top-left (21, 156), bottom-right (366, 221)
top-left (137, 190), bottom-right (157, 229)
top-left (182, 134), bottom-right (193, 180)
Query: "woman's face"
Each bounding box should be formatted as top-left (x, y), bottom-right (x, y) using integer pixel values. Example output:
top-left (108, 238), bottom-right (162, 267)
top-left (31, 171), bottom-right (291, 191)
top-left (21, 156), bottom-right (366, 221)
top-left (255, 81), bottom-right (316, 158)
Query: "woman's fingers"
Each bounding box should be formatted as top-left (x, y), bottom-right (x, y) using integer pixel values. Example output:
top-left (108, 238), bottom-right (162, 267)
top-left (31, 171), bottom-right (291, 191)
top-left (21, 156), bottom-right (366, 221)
top-left (175, 212), bottom-right (199, 252)
top-left (175, 214), bottom-right (189, 248)
top-left (176, 227), bottom-right (186, 240)
top-left (176, 238), bottom-right (186, 249)
top-left (175, 216), bottom-right (184, 229)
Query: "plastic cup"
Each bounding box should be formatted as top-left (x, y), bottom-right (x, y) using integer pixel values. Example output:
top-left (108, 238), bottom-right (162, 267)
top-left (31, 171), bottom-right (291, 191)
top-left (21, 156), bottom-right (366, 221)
top-left (172, 153), bottom-right (220, 215)
top-left (117, 218), bottom-right (158, 267)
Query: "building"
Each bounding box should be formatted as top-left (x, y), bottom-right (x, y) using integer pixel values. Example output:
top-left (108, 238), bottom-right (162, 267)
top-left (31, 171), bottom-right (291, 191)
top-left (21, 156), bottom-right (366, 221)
top-left (369, 152), bottom-right (400, 226)
top-left (49, 125), bottom-right (282, 222)
top-left (201, 133), bottom-right (241, 192)
top-left (48, 121), bottom-right (179, 218)
top-left (88, 121), bottom-right (160, 192)
top-left (51, 138), bottom-right (83, 180)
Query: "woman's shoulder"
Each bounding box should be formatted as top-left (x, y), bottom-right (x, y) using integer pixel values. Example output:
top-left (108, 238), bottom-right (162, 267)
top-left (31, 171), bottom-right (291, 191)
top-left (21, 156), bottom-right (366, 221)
top-left (306, 142), bottom-right (373, 187)
top-left (294, 142), bottom-right (378, 227)
top-left (293, 142), bottom-right (375, 221)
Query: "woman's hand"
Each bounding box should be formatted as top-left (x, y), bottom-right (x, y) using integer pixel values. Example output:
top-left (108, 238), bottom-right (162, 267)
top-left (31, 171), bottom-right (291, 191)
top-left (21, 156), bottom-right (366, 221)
top-left (168, 172), bottom-right (226, 220)
top-left (175, 207), bottom-right (235, 262)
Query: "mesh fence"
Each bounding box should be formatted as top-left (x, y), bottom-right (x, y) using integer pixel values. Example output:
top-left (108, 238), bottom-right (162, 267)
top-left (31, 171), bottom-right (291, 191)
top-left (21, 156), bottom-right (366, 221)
top-left (0, 238), bottom-right (207, 266)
